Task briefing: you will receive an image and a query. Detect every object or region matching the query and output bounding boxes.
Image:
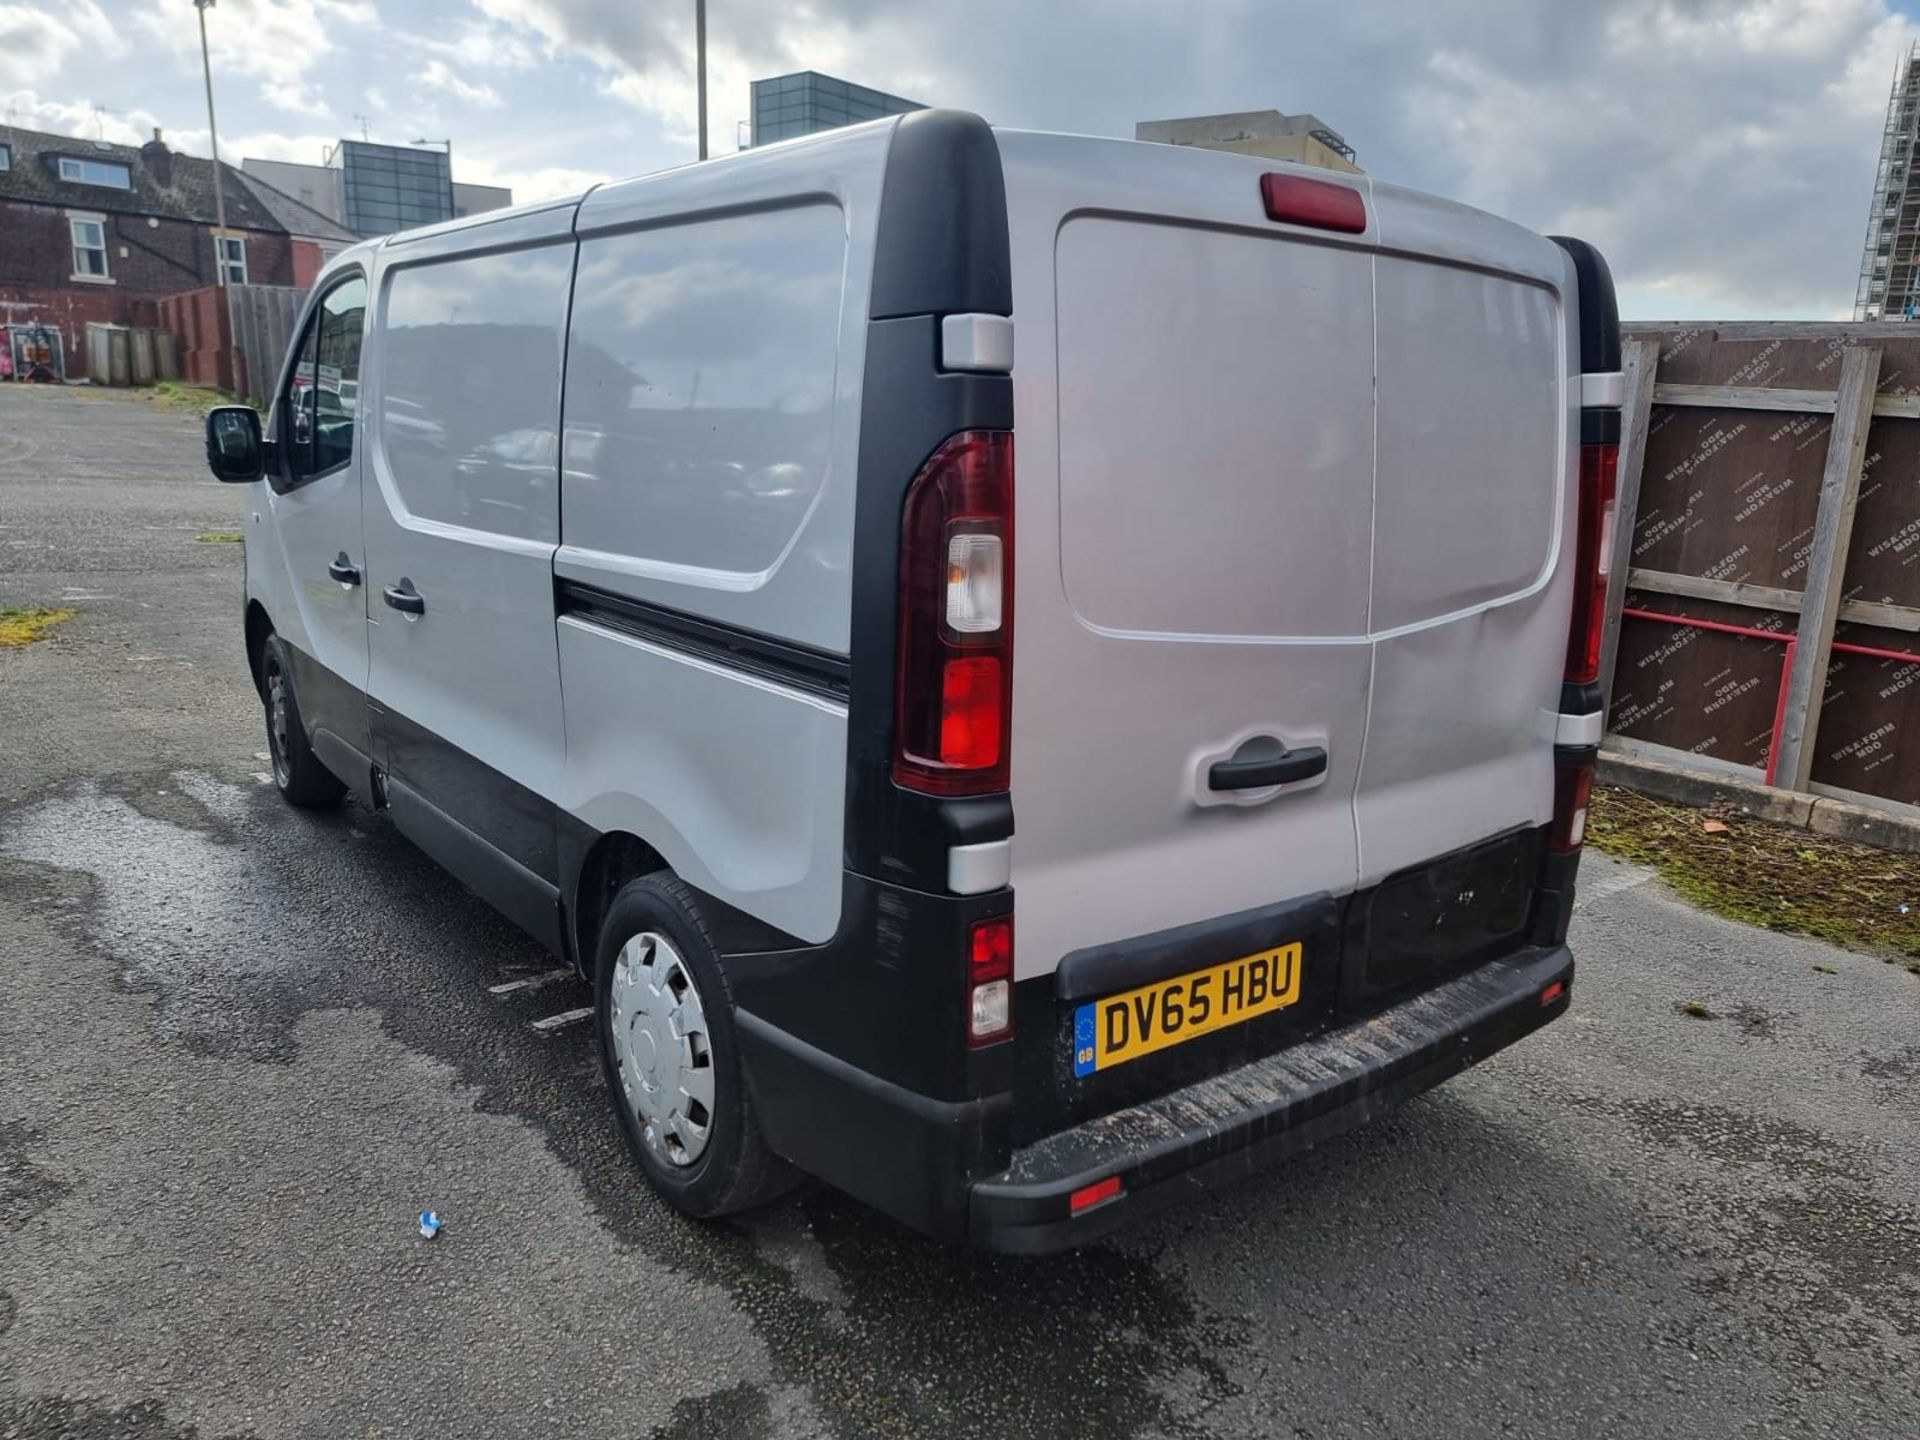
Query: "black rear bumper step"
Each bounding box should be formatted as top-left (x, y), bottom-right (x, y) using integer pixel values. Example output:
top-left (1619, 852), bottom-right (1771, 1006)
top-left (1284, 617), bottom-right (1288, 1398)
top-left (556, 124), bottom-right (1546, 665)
top-left (970, 945), bottom-right (1573, 1254)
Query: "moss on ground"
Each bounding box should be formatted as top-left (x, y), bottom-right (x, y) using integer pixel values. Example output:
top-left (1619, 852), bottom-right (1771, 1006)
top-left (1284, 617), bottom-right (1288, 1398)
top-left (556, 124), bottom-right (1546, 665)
top-left (1588, 785), bottom-right (1920, 972)
top-left (196, 531), bottom-right (244, 543)
top-left (0, 607), bottom-right (75, 647)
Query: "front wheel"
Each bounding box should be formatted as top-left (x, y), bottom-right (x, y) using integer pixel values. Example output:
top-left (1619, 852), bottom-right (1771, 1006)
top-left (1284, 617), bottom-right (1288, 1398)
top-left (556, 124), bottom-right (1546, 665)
top-left (260, 635), bottom-right (345, 808)
top-left (595, 874), bottom-right (793, 1218)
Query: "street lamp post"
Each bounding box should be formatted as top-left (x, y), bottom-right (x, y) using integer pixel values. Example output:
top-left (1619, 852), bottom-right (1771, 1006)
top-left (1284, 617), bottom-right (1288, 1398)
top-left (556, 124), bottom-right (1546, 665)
top-left (193, 0), bottom-right (229, 289)
top-left (695, 0), bottom-right (708, 160)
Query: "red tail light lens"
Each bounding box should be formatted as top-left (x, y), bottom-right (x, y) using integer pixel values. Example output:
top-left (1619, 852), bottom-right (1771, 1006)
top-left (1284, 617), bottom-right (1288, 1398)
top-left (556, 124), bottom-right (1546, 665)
top-left (968, 916), bottom-right (1013, 1046)
top-left (895, 431), bottom-right (1014, 796)
top-left (1566, 442), bottom-right (1620, 685)
top-left (1550, 761), bottom-right (1595, 854)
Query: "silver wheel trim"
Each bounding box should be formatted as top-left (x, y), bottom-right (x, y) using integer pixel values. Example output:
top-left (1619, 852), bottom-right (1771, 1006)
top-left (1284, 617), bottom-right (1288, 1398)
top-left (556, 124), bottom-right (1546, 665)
top-left (608, 931), bottom-right (716, 1167)
top-left (266, 668), bottom-right (292, 787)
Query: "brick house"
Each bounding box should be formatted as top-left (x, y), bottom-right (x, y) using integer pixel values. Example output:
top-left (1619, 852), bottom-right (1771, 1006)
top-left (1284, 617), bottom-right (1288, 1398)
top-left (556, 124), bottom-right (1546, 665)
top-left (0, 123), bottom-right (356, 382)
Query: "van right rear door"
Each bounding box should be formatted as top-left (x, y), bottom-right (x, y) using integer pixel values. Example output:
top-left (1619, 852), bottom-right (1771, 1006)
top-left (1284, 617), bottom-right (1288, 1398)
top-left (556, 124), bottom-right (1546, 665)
top-left (999, 134), bottom-right (1374, 1029)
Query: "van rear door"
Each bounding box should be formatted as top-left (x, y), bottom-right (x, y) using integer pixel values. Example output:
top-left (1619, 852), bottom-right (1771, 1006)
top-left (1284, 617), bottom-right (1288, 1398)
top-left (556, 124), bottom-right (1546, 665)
top-left (1353, 185), bottom-right (1573, 890)
top-left (1000, 137), bottom-right (1375, 1099)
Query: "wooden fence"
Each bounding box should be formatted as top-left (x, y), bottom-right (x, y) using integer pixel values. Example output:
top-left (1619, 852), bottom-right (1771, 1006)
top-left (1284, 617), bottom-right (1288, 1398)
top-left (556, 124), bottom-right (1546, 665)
top-left (1603, 322), bottom-right (1920, 816)
top-left (225, 283), bottom-right (304, 402)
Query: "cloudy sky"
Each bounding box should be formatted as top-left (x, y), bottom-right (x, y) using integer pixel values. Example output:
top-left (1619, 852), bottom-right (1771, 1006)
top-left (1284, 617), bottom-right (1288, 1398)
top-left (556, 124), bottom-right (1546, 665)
top-left (5, 0), bottom-right (1920, 319)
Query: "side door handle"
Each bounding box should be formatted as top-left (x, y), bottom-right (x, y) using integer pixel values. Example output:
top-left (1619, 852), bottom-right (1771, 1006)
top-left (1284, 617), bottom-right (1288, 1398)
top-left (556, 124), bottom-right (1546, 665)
top-left (327, 552), bottom-right (361, 586)
top-left (382, 579), bottom-right (425, 616)
top-left (1208, 745), bottom-right (1328, 791)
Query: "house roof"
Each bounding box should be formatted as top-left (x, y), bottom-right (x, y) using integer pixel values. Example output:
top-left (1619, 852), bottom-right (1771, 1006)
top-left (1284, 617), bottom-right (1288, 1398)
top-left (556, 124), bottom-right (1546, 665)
top-left (0, 122), bottom-right (289, 234)
top-left (231, 170), bottom-right (360, 245)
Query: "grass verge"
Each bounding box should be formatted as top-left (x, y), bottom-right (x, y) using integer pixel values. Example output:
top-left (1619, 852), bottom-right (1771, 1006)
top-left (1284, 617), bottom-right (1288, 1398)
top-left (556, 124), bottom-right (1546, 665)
top-left (0, 607), bottom-right (76, 647)
top-left (196, 531), bottom-right (244, 543)
top-left (1588, 784), bottom-right (1920, 972)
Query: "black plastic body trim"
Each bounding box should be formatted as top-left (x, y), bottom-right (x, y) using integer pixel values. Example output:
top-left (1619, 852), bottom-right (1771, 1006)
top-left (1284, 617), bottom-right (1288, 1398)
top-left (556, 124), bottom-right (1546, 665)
top-left (1561, 679), bottom-right (1605, 717)
top-left (970, 946), bottom-right (1573, 1254)
top-left (1582, 408), bottom-right (1622, 446)
top-left (385, 775), bottom-right (565, 953)
top-left (283, 640), bottom-right (372, 779)
top-left (737, 1008), bottom-right (1011, 1238)
top-left (868, 110), bottom-right (1012, 320)
top-left (1548, 235), bottom-right (1620, 375)
top-left (557, 579), bottom-right (851, 702)
top-left (1055, 892), bottom-right (1337, 1004)
top-left (375, 700), bottom-right (561, 894)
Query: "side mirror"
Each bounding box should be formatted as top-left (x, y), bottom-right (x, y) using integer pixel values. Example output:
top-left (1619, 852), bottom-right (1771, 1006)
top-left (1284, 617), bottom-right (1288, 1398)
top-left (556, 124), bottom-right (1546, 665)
top-left (205, 404), bottom-right (264, 484)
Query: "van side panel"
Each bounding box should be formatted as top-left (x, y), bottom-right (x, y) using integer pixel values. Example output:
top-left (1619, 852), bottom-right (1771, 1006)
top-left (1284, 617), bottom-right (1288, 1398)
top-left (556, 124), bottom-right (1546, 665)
top-left (556, 123), bottom-right (891, 943)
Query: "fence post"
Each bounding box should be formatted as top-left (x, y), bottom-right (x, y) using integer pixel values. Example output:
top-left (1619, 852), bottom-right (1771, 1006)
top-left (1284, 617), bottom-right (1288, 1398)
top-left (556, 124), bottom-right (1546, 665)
top-left (1598, 337), bottom-right (1661, 708)
top-left (1771, 343), bottom-right (1883, 792)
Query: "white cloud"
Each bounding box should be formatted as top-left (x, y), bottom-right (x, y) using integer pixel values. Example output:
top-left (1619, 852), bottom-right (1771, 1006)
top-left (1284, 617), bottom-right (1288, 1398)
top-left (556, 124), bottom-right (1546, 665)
top-left (419, 59), bottom-right (503, 108)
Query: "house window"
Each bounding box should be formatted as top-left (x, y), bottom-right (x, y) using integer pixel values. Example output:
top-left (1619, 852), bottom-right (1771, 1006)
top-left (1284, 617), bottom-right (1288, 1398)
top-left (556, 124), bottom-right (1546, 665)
top-left (57, 156), bottom-right (132, 189)
top-left (216, 234), bottom-right (247, 285)
top-left (70, 217), bottom-right (109, 279)
top-left (0, 144), bottom-right (11, 172)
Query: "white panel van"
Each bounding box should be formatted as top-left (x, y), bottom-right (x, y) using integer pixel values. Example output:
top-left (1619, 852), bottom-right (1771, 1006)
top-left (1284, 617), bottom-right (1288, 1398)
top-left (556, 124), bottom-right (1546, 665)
top-left (202, 111), bottom-right (1621, 1252)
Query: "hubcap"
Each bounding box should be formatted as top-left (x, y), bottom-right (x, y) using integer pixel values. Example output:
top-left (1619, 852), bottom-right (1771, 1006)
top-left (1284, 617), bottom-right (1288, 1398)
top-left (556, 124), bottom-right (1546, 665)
top-left (266, 668), bottom-right (291, 787)
top-left (608, 932), bottom-right (715, 1167)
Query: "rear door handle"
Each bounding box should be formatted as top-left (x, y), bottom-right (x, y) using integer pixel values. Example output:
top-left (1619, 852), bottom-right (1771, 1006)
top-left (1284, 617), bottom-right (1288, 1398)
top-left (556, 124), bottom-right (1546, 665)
top-left (327, 552), bottom-right (360, 585)
top-left (382, 579), bottom-right (425, 616)
top-left (1208, 746), bottom-right (1328, 791)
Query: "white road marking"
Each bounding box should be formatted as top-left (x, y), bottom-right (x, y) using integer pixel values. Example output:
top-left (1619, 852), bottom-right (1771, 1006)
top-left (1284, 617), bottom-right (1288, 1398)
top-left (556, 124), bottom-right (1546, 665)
top-left (530, 1007), bottom-right (594, 1036)
top-left (489, 971), bottom-right (570, 998)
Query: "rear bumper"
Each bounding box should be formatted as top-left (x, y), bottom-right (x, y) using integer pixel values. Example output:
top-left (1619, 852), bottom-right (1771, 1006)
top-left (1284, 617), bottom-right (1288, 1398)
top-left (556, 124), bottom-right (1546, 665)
top-left (970, 945), bottom-right (1573, 1253)
top-left (739, 943), bottom-right (1571, 1252)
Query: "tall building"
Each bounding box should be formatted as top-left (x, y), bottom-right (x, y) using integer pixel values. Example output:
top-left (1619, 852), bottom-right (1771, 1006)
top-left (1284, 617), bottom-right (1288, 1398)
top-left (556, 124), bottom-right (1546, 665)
top-left (748, 72), bottom-right (923, 147)
top-left (1857, 44), bottom-right (1920, 320)
top-left (1135, 110), bottom-right (1360, 175)
top-left (242, 141), bottom-right (511, 240)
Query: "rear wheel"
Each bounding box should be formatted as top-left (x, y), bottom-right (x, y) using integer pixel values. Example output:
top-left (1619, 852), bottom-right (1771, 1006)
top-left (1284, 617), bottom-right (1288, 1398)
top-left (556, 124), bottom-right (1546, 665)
top-left (260, 635), bottom-right (345, 808)
top-left (594, 874), bottom-right (792, 1218)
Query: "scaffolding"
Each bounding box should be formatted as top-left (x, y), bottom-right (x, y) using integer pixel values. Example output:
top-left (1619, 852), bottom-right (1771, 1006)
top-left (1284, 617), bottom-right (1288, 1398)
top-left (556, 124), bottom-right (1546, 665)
top-left (1855, 43), bottom-right (1920, 320)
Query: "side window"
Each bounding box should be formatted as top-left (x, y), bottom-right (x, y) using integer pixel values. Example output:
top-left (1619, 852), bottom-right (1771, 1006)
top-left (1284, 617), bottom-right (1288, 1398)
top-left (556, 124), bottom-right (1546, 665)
top-left (282, 317), bottom-right (320, 483)
top-left (281, 277), bottom-right (366, 485)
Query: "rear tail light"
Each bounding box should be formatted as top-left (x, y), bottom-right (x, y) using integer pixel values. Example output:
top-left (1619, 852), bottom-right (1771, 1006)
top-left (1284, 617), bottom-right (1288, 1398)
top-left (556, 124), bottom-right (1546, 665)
top-left (895, 431), bottom-right (1014, 796)
top-left (1565, 442), bottom-right (1620, 685)
top-left (1550, 760), bottom-right (1595, 855)
top-left (967, 916), bottom-right (1013, 1046)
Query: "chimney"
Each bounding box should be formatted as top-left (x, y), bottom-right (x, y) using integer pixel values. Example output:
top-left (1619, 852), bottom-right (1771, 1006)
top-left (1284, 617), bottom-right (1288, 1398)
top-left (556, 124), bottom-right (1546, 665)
top-left (141, 127), bottom-right (171, 187)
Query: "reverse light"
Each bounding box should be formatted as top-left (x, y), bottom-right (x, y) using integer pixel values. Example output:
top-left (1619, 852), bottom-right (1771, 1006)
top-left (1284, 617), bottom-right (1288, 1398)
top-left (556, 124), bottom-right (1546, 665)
top-left (1566, 442), bottom-right (1620, 685)
top-left (945, 531), bottom-right (1004, 633)
top-left (895, 431), bottom-right (1014, 796)
top-left (967, 916), bottom-right (1013, 1046)
top-left (1550, 761), bottom-right (1595, 855)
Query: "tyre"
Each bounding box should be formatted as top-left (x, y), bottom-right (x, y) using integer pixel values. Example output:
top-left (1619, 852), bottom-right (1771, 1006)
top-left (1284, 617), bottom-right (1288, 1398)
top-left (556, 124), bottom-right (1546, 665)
top-left (595, 873), bottom-right (793, 1218)
top-left (260, 635), bottom-right (346, 809)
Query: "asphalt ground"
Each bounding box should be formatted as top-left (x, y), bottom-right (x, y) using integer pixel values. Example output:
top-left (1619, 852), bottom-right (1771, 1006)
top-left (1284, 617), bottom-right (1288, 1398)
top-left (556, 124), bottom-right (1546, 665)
top-left (2, 382), bottom-right (1918, 1439)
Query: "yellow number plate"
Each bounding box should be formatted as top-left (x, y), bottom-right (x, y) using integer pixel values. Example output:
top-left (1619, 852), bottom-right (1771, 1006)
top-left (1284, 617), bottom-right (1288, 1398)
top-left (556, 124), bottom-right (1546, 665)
top-left (1072, 942), bottom-right (1303, 1077)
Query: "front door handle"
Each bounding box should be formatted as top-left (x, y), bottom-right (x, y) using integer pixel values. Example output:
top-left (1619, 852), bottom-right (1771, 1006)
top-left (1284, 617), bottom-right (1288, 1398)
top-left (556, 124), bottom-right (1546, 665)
top-left (1208, 745), bottom-right (1328, 791)
top-left (327, 552), bottom-right (361, 586)
top-left (382, 579), bottom-right (425, 616)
